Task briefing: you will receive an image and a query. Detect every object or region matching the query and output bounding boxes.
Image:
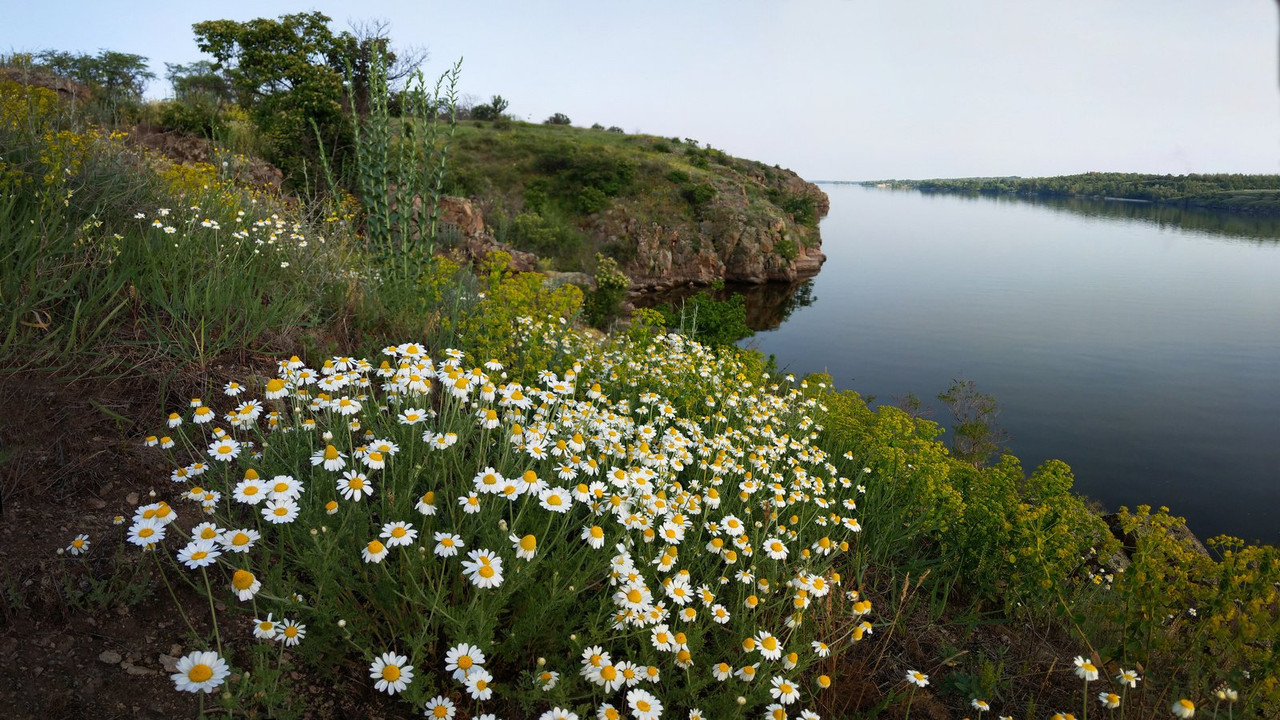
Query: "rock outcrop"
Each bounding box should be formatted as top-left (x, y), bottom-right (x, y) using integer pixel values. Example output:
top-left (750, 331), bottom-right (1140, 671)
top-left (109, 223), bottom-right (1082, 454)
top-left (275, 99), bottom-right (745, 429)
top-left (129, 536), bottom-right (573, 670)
top-left (589, 169), bottom-right (828, 292)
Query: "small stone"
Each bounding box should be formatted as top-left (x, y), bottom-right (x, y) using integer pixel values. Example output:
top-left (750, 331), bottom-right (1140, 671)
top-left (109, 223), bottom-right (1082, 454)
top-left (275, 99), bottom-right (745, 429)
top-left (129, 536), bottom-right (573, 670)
top-left (159, 654), bottom-right (179, 672)
top-left (123, 663), bottom-right (154, 676)
top-left (126, 492), bottom-right (139, 505)
top-left (98, 650), bottom-right (122, 665)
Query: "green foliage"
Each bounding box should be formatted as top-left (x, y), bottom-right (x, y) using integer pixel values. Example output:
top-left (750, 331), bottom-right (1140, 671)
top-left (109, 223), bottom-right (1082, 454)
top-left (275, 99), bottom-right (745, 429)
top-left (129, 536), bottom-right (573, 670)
top-left (904, 172), bottom-right (1280, 214)
top-left (156, 97), bottom-right (225, 137)
top-left (471, 94), bottom-right (509, 121)
top-left (583, 254), bottom-right (629, 328)
top-left (680, 182), bottom-right (716, 212)
top-left (35, 49), bottom-right (155, 118)
top-left (937, 378), bottom-right (1008, 467)
top-left (193, 11), bottom-right (383, 185)
top-left (543, 112), bottom-right (571, 125)
top-left (658, 282), bottom-right (753, 346)
top-left (774, 237), bottom-right (798, 261)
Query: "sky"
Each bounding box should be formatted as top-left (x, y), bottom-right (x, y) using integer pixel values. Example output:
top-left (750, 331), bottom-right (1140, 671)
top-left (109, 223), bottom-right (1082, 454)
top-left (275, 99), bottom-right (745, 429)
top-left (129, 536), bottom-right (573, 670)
top-left (5, 1), bottom-right (1278, 180)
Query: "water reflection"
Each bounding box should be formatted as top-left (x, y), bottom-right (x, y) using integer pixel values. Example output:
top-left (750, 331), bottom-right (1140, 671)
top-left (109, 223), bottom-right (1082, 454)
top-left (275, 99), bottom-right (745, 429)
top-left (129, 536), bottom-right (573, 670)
top-left (633, 279), bottom-right (818, 332)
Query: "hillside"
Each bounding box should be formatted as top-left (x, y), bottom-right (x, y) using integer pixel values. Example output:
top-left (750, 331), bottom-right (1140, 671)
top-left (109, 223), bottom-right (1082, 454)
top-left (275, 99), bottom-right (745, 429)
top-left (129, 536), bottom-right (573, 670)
top-left (445, 120), bottom-right (829, 291)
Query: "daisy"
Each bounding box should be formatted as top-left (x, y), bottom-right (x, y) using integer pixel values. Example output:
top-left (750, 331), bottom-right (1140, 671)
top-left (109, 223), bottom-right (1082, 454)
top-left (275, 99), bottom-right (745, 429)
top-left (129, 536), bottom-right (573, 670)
top-left (972, 699), bottom-right (991, 712)
top-left (415, 491), bottom-right (437, 515)
top-left (1116, 669), bottom-right (1140, 688)
top-left (398, 407), bottom-right (428, 424)
top-left (540, 709), bottom-right (578, 720)
top-left (66, 534), bottom-right (90, 556)
top-left (262, 498), bottom-right (299, 524)
top-left (539, 486), bottom-right (572, 513)
top-left (381, 521), bottom-right (417, 547)
top-left (434, 532), bottom-right (464, 558)
top-left (1073, 656), bottom-right (1099, 682)
top-left (278, 619), bottom-right (306, 646)
top-left (540, 669), bottom-right (561, 690)
top-left (464, 668), bottom-right (494, 700)
top-left (369, 651), bottom-right (414, 695)
top-left (220, 528), bottom-right (260, 553)
top-left (362, 450), bottom-right (386, 470)
top-left (223, 381), bottom-right (243, 396)
top-left (171, 650), bottom-right (230, 694)
top-left (756, 631), bottom-right (782, 660)
top-left (445, 643), bottom-right (486, 681)
top-left (1171, 699), bottom-right (1195, 719)
top-left (906, 670), bottom-right (929, 687)
top-left (583, 525), bottom-right (607, 549)
top-left (511, 533), bottom-right (538, 560)
top-left (268, 475), bottom-right (303, 500)
top-left (1098, 692), bottom-right (1120, 710)
top-left (474, 467), bottom-right (505, 494)
top-left (461, 549), bottom-right (504, 589)
top-left (735, 664), bottom-right (759, 682)
top-left (231, 569), bottom-right (261, 600)
top-left (337, 471), bottom-right (373, 501)
top-left (253, 613), bottom-right (279, 639)
top-left (311, 444), bottom-right (346, 471)
top-left (363, 539), bottom-right (389, 563)
top-left (264, 378), bottom-right (289, 399)
top-left (626, 688), bottom-right (663, 720)
top-left (459, 492), bottom-right (483, 514)
top-left (177, 540), bottom-right (221, 569)
top-left (127, 520), bottom-right (166, 548)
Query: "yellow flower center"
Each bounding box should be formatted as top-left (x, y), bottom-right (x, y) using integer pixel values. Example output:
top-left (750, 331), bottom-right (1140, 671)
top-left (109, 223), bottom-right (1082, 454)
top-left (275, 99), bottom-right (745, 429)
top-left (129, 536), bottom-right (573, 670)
top-left (382, 665), bottom-right (400, 682)
top-left (369, 451), bottom-right (383, 463)
top-left (636, 701), bottom-right (651, 712)
top-left (139, 528), bottom-right (154, 538)
top-left (284, 626), bottom-right (297, 638)
top-left (548, 495), bottom-right (562, 506)
top-left (458, 656), bottom-right (473, 670)
top-left (265, 378), bottom-right (285, 393)
top-left (433, 707), bottom-right (449, 719)
top-left (601, 665), bottom-right (617, 681)
top-left (244, 486), bottom-right (258, 495)
top-left (520, 535), bottom-right (537, 552)
top-left (391, 527), bottom-right (406, 538)
top-left (232, 570), bottom-right (255, 590)
top-left (273, 507), bottom-right (288, 516)
top-left (273, 482), bottom-right (289, 493)
top-left (367, 540), bottom-right (385, 554)
top-left (191, 551), bottom-right (208, 561)
top-left (479, 566), bottom-right (495, 578)
top-left (476, 679), bottom-right (487, 691)
top-left (627, 589), bottom-right (643, 604)
top-left (349, 477), bottom-right (364, 490)
top-left (188, 663), bottom-right (213, 683)
top-left (323, 445), bottom-right (339, 460)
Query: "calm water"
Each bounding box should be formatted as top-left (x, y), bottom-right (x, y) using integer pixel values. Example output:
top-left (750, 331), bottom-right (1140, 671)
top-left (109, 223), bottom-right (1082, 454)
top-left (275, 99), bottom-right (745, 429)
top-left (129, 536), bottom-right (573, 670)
top-left (740, 185), bottom-right (1280, 545)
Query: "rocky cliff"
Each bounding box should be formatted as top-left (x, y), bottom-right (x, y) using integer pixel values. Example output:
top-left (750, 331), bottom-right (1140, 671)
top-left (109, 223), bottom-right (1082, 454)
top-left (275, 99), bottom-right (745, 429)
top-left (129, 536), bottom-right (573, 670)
top-left (446, 121), bottom-right (829, 293)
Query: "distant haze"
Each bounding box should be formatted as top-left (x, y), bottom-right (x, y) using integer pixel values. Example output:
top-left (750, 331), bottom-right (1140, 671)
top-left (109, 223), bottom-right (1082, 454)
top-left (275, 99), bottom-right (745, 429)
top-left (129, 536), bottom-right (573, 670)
top-left (5, 0), bottom-right (1277, 180)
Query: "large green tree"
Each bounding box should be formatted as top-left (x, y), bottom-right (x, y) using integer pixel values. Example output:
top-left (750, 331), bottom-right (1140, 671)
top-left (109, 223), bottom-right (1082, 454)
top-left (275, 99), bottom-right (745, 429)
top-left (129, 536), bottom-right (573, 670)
top-left (192, 12), bottom-right (421, 184)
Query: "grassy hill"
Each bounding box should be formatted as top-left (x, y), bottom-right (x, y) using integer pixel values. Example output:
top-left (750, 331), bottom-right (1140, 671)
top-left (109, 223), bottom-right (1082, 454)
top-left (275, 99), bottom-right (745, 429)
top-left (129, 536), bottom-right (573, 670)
top-left (445, 120), bottom-right (828, 289)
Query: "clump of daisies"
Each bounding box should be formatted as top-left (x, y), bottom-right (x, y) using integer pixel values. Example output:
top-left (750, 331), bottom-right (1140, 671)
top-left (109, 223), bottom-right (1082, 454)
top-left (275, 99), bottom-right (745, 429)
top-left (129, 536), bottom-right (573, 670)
top-left (120, 319), bottom-right (882, 717)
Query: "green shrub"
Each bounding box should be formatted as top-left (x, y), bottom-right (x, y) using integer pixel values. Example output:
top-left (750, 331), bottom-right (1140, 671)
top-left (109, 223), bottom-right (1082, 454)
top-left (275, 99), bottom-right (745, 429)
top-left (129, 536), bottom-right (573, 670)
top-left (659, 282), bottom-right (752, 346)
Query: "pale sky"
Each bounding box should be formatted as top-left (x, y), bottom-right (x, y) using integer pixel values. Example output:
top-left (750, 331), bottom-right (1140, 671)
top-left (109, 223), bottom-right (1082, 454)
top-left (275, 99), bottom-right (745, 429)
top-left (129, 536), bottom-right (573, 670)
top-left (5, 1), bottom-right (1278, 180)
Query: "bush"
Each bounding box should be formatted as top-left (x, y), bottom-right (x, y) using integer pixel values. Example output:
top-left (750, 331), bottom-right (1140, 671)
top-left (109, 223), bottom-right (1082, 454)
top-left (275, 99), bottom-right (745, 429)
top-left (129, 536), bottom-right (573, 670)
top-left (156, 97), bottom-right (225, 137)
top-left (583, 254), bottom-right (629, 328)
top-left (680, 183), bottom-right (716, 212)
top-left (543, 112), bottom-right (571, 125)
top-left (659, 282), bottom-right (752, 346)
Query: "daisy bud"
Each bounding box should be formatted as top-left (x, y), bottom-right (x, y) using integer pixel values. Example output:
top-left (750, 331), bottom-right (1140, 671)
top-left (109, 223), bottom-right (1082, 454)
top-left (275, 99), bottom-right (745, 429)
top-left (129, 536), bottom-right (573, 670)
top-left (338, 619), bottom-right (346, 627)
top-left (737, 697), bottom-right (746, 706)
top-left (537, 657), bottom-right (546, 666)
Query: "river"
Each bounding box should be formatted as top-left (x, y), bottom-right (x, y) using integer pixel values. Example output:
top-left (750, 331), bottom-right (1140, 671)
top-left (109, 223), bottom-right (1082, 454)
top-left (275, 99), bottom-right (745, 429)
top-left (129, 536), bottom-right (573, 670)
top-left (735, 184), bottom-right (1280, 545)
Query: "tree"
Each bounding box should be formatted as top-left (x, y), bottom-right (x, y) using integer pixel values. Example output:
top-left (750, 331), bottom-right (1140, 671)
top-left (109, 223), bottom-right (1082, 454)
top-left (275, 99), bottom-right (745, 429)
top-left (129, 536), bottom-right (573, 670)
top-left (165, 61), bottom-right (232, 104)
top-left (36, 49), bottom-right (155, 111)
top-left (471, 94), bottom-right (509, 121)
top-left (192, 12), bottom-right (417, 184)
top-left (937, 378), bottom-right (1009, 468)
top-left (544, 112), bottom-right (571, 126)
